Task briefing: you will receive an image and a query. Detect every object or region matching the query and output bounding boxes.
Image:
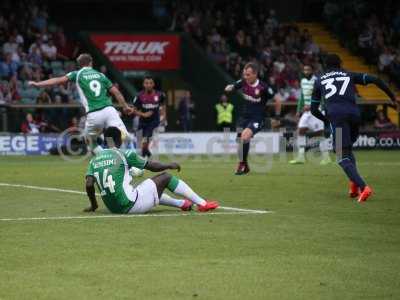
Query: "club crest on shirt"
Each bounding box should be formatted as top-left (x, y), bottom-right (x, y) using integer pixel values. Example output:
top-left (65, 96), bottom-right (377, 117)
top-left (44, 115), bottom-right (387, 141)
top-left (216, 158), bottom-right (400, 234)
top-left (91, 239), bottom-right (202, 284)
top-left (255, 89), bottom-right (260, 95)
top-left (154, 95), bottom-right (159, 102)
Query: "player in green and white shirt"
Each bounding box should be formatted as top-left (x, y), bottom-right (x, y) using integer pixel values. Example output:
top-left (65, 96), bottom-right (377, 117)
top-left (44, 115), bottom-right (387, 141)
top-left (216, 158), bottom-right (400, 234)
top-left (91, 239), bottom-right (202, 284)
top-left (84, 127), bottom-right (219, 214)
top-left (28, 53), bottom-right (134, 153)
top-left (289, 64), bottom-right (332, 165)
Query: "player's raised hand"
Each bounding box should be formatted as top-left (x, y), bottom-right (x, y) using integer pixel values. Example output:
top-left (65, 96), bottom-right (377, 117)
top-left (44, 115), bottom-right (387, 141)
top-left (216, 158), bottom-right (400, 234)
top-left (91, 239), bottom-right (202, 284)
top-left (169, 162), bottom-right (181, 172)
top-left (28, 81), bottom-right (39, 88)
top-left (123, 106), bottom-right (135, 115)
top-left (225, 84), bottom-right (234, 92)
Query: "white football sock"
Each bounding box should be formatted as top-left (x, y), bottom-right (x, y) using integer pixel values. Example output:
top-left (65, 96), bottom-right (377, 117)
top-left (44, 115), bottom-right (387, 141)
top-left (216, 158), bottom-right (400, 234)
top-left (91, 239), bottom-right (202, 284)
top-left (173, 180), bottom-right (206, 206)
top-left (159, 193), bottom-right (185, 208)
top-left (297, 135), bottom-right (306, 158)
top-left (319, 138), bottom-right (330, 159)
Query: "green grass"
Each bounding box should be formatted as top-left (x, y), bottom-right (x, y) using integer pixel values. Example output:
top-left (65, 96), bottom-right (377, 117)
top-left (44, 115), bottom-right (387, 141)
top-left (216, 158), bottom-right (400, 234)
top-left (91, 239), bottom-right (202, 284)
top-left (0, 151), bottom-right (400, 299)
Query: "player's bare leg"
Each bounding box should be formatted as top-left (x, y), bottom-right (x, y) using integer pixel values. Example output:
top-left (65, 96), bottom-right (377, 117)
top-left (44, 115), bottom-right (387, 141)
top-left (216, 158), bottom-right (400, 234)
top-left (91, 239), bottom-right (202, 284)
top-left (236, 128), bottom-right (253, 175)
top-left (150, 172), bottom-right (218, 211)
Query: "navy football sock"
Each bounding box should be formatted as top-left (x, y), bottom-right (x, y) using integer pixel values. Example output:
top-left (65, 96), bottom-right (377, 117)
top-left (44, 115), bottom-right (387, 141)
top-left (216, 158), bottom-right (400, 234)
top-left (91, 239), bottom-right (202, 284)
top-left (242, 142), bottom-right (250, 163)
top-left (338, 157), bottom-right (366, 189)
top-left (349, 152), bottom-right (356, 166)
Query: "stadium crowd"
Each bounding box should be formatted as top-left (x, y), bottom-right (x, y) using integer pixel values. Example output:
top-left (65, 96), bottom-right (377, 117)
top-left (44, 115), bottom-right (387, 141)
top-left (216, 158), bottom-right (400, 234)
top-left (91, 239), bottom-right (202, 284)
top-left (323, 0), bottom-right (400, 88)
top-left (0, 0), bottom-right (82, 132)
top-left (0, 0), bottom-right (397, 133)
top-left (170, 0), bottom-right (324, 105)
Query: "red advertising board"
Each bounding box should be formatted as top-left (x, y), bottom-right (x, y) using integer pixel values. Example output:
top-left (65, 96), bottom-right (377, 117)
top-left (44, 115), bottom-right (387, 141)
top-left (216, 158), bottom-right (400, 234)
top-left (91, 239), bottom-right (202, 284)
top-left (90, 34), bottom-right (180, 70)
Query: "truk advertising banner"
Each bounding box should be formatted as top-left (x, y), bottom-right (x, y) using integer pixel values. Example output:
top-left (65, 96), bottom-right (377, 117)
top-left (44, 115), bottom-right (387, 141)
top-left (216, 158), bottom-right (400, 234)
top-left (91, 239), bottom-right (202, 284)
top-left (90, 34), bottom-right (181, 70)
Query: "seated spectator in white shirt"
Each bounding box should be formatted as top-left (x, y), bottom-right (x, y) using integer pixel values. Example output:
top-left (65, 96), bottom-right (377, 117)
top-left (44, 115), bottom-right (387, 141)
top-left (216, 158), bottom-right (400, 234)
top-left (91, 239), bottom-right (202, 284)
top-left (3, 36), bottom-right (18, 55)
top-left (41, 39), bottom-right (57, 60)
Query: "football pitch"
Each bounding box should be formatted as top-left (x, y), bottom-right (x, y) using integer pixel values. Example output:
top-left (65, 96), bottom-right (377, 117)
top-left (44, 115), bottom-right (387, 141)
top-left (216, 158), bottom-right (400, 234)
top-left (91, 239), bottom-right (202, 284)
top-left (0, 151), bottom-right (399, 299)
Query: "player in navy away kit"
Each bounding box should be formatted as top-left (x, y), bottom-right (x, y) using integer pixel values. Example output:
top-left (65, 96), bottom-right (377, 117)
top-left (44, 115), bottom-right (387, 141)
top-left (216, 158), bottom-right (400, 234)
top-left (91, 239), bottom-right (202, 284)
top-left (225, 62), bottom-right (281, 175)
top-left (311, 54), bottom-right (399, 202)
top-left (133, 76), bottom-right (166, 157)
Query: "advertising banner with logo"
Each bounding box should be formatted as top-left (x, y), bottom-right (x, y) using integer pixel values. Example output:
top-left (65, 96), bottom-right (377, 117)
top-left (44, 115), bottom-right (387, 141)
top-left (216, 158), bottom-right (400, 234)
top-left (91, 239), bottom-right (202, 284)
top-left (283, 130), bottom-right (400, 151)
top-left (151, 132), bottom-right (281, 155)
top-left (0, 134), bottom-right (66, 155)
top-left (2, 131), bottom-right (399, 156)
top-left (353, 131), bottom-right (400, 149)
top-left (90, 34), bottom-right (180, 70)
top-left (0, 132), bottom-right (281, 155)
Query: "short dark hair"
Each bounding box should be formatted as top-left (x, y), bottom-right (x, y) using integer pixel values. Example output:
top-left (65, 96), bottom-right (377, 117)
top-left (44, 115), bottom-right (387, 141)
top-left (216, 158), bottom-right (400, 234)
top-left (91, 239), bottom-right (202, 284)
top-left (325, 54), bottom-right (342, 69)
top-left (303, 64), bottom-right (313, 69)
top-left (104, 127), bottom-right (122, 148)
top-left (143, 76), bottom-right (154, 81)
top-left (244, 62), bottom-right (259, 74)
top-left (77, 53), bottom-right (93, 68)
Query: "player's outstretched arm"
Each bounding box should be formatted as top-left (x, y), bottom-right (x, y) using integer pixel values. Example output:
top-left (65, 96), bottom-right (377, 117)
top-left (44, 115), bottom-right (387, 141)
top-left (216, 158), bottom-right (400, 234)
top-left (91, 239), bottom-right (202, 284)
top-left (109, 86), bottom-right (134, 115)
top-left (144, 161), bottom-right (181, 172)
top-left (28, 76), bottom-right (69, 88)
top-left (224, 80), bottom-right (242, 93)
top-left (84, 176), bottom-right (98, 212)
top-left (363, 75), bottom-right (398, 108)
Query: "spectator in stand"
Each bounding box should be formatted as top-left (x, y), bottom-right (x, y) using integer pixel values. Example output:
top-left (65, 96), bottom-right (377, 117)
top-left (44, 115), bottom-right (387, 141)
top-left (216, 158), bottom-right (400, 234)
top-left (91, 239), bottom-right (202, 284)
top-left (374, 110), bottom-right (396, 130)
top-left (9, 75), bottom-right (21, 102)
top-left (0, 53), bottom-right (18, 79)
top-left (378, 47), bottom-right (395, 72)
top-left (389, 55), bottom-right (400, 87)
top-left (3, 35), bottom-right (18, 55)
top-left (0, 81), bottom-right (12, 104)
top-left (358, 27), bottom-right (373, 50)
top-left (37, 89), bottom-right (51, 104)
top-left (41, 38), bottom-right (57, 61)
top-left (28, 43), bottom-right (43, 66)
top-left (21, 113), bottom-right (40, 134)
top-left (35, 109), bottom-right (61, 133)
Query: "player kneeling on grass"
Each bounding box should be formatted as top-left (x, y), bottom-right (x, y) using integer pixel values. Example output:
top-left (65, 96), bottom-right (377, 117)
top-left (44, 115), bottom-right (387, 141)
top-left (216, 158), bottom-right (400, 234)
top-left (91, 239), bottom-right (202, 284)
top-left (84, 127), bottom-right (219, 214)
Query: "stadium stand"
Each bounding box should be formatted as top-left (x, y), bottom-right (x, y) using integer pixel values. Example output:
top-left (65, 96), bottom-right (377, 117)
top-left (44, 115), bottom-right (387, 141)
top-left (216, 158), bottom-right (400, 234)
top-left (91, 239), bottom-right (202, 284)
top-left (320, 0), bottom-right (400, 124)
top-left (0, 0), bottom-right (398, 132)
top-left (169, 0), bottom-right (323, 104)
top-left (0, 0), bottom-right (81, 131)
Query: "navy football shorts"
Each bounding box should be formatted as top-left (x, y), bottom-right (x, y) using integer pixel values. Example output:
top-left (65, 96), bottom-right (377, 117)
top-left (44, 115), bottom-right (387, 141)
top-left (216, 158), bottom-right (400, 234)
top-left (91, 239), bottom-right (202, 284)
top-left (237, 117), bottom-right (264, 135)
top-left (138, 120), bottom-right (159, 138)
top-left (329, 114), bottom-right (360, 150)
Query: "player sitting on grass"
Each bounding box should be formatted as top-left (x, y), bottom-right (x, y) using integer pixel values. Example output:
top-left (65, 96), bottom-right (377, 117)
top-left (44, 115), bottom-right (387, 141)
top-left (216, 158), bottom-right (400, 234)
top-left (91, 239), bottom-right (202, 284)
top-left (84, 127), bottom-right (219, 214)
top-left (311, 54), bottom-right (399, 202)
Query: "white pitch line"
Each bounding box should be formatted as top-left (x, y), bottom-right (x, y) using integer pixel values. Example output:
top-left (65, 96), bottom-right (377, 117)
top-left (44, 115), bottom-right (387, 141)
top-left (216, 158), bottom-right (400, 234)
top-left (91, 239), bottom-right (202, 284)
top-left (0, 211), bottom-right (271, 222)
top-left (0, 182), bottom-right (270, 215)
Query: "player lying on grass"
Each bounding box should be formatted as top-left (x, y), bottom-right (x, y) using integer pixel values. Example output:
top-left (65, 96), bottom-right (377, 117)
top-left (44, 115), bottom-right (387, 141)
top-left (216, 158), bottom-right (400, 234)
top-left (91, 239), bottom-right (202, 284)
top-left (311, 53), bottom-right (399, 202)
top-left (84, 126), bottom-right (219, 214)
top-left (28, 53), bottom-right (134, 154)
